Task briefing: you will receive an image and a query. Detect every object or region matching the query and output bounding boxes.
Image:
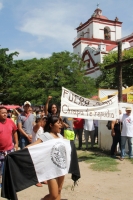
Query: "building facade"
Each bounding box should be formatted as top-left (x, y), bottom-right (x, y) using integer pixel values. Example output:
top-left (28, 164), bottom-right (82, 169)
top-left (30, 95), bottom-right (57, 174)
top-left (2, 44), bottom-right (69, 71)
top-left (72, 6), bottom-right (133, 78)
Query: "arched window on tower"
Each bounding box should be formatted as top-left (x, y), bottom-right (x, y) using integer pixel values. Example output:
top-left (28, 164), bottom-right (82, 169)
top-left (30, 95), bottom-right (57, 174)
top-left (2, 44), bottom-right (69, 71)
top-left (104, 27), bottom-right (111, 40)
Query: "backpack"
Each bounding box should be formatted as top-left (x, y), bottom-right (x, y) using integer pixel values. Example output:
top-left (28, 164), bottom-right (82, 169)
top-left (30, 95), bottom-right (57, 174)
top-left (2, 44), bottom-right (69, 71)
top-left (106, 121), bottom-right (111, 130)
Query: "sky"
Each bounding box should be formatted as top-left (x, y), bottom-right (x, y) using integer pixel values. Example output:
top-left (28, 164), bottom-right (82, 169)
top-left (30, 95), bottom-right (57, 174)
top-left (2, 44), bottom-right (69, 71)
top-left (0, 0), bottom-right (133, 60)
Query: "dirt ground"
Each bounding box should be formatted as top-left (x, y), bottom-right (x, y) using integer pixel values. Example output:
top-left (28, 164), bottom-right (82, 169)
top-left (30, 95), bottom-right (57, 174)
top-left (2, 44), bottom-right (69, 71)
top-left (1, 154), bottom-right (133, 200)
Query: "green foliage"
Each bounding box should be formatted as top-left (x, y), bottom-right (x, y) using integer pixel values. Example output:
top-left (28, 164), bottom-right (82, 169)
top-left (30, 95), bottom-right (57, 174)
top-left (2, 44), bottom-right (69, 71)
top-left (0, 50), bottom-right (97, 105)
top-left (96, 48), bottom-right (133, 89)
top-left (0, 48), bottom-right (19, 102)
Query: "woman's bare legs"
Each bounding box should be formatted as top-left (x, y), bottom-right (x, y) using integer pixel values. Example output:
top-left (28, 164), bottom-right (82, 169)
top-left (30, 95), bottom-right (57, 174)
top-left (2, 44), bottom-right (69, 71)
top-left (56, 176), bottom-right (65, 200)
top-left (42, 176), bottom-right (65, 200)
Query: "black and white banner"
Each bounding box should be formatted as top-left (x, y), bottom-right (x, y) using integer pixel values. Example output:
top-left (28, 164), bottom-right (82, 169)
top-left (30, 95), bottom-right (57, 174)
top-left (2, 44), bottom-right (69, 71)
top-left (60, 87), bottom-right (119, 120)
top-left (1, 139), bottom-right (80, 200)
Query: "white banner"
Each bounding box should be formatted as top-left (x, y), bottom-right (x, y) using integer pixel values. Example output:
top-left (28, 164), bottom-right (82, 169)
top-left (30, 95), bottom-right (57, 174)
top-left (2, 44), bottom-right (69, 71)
top-left (60, 87), bottom-right (119, 120)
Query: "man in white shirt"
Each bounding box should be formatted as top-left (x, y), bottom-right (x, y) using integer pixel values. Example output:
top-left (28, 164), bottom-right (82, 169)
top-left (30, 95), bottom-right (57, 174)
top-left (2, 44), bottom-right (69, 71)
top-left (84, 119), bottom-right (95, 149)
top-left (120, 107), bottom-right (133, 160)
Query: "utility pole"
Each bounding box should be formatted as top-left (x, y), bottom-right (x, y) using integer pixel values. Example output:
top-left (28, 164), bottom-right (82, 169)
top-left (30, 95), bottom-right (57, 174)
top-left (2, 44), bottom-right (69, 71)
top-left (117, 41), bottom-right (122, 102)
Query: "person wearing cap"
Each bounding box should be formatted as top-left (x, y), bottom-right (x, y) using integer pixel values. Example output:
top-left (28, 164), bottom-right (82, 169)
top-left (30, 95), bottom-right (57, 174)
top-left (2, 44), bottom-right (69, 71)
top-left (17, 101), bottom-right (35, 149)
top-left (120, 107), bottom-right (133, 161)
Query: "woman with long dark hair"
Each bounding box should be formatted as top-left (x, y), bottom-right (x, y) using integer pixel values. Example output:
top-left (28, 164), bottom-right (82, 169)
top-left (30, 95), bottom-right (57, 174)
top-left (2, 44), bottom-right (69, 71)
top-left (27, 115), bottom-right (64, 200)
top-left (44, 96), bottom-right (59, 118)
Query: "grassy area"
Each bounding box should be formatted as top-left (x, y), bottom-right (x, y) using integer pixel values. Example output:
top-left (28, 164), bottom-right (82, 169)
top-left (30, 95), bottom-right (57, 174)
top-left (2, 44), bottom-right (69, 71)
top-left (76, 141), bottom-right (119, 172)
top-left (78, 151), bottom-right (119, 171)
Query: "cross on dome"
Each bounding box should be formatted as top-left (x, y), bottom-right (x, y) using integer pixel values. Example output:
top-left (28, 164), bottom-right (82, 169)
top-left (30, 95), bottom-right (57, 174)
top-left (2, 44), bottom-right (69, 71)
top-left (97, 3), bottom-right (100, 8)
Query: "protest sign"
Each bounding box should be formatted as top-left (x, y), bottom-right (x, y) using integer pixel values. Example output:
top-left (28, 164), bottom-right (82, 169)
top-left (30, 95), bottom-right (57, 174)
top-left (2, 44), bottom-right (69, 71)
top-left (60, 87), bottom-right (119, 120)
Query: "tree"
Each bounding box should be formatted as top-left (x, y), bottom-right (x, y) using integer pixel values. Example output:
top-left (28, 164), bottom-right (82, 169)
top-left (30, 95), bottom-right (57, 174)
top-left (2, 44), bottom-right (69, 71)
top-left (3, 51), bottom-right (97, 105)
top-left (96, 48), bottom-right (133, 89)
top-left (0, 48), bottom-right (18, 103)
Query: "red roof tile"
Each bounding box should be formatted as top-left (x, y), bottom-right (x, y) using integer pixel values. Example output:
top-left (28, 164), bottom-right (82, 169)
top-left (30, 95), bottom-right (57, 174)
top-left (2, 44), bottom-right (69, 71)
top-left (106, 44), bottom-right (117, 52)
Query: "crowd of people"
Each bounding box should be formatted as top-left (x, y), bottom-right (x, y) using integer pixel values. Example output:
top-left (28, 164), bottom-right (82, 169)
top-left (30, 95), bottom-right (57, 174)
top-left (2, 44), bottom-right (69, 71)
top-left (0, 96), bottom-right (133, 199)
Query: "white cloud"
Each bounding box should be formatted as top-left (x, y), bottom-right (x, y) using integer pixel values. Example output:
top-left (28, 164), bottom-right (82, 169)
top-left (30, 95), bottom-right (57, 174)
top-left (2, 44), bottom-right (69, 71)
top-left (16, 2), bottom-right (82, 47)
top-left (8, 0), bottom-right (133, 58)
top-left (8, 49), bottom-right (51, 60)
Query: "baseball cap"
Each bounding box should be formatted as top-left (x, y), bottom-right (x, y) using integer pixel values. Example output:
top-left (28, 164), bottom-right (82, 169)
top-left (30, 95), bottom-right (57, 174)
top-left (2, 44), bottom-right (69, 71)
top-left (24, 101), bottom-right (31, 106)
top-left (126, 107), bottom-right (132, 111)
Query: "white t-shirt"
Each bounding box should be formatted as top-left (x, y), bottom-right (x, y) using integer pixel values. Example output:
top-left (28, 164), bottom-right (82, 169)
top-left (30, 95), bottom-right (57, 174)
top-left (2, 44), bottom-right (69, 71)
top-left (32, 127), bottom-right (44, 143)
top-left (84, 119), bottom-right (95, 131)
top-left (39, 132), bottom-right (63, 142)
top-left (120, 113), bottom-right (133, 137)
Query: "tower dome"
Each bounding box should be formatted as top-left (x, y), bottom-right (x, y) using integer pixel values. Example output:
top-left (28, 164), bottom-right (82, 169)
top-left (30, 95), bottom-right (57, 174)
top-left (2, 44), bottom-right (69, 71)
top-left (92, 7), bottom-right (108, 20)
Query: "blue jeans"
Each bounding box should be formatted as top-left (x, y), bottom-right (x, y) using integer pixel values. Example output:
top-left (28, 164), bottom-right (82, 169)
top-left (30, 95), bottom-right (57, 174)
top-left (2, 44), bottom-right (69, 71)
top-left (19, 136), bottom-right (30, 149)
top-left (0, 159), bottom-right (4, 188)
top-left (121, 136), bottom-right (133, 158)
